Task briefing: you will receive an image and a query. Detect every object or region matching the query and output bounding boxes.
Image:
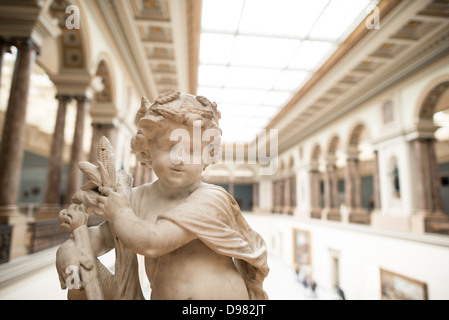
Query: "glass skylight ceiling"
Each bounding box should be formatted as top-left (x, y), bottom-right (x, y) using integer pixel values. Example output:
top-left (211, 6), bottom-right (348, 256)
top-left (197, 0), bottom-right (379, 144)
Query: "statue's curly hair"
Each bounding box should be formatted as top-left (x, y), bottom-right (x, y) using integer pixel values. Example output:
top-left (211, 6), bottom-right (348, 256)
top-left (131, 91), bottom-right (222, 168)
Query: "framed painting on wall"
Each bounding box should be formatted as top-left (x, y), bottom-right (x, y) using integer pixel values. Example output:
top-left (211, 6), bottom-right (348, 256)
top-left (380, 268), bottom-right (428, 300)
top-left (292, 228), bottom-right (311, 276)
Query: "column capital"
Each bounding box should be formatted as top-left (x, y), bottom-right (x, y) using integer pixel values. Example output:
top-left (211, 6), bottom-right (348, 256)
top-left (10, 38), bottom-right (40, 54)
top-left (74, 95), bottom-right (90, 103)
top-left (346, 157), bottom-right (359, 163)
top-left (55, 94), bottom-right (73, 102)
top-left (91, 122), bottom-right (116, 129)
top-left (412, 136), bottom-right (437, 143)
top-left (0, 38), bottom-right (12, 53)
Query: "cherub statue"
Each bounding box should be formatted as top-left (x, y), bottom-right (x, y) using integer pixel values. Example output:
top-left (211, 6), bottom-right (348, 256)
top-left (56, 91), bottom-right (269, 300)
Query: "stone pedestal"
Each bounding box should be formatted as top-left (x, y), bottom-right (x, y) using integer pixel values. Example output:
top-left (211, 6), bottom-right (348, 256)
top-left (349, 209), bottom-right (371, 225)
top-left (326, 208), bottom-right (342, 222)
top-left (424, 214), bottom-right (449, 235)
top-left (410, 212), bottom-right (428, 233)
top-left (411, 211), bottom-right (449, 235)
top-left (371, 211), bottom-right (410, 232)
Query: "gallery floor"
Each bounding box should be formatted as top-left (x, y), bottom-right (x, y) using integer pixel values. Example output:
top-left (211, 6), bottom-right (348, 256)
top-left (0, 249), bottom-right (340, 300)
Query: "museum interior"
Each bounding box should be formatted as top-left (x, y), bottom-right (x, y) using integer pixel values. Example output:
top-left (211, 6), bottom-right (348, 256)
top-left (0, 0), bottom-right (449, 300)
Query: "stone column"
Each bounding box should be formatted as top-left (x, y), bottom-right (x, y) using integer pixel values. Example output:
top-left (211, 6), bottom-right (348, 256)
top-left (252, 182), bottom-right (259, 212)
top-left (413, 138), bottom-right (430, 213)
top-left (278, 180), bottom-right (284, 213)
top-left (428, 139), bottom-right (443, 213)
top-left (228, 180), bottom-right (234, 197)
top-left (89, 123), bottom-right (117, 163)
top-left (347, 158), bottom-right (370, 224)
top-left (372, 151), bottom-right (381, 211)
top-left (64, 96), bottom-right (90, 204)
top-left (343, 159), bottom-right (354, 223)
top-left (36, 94), bottom-right (71, 220)
top-left (89, 123), bottom-right (103, 164)
top-left (324, 166), bottom-right (332, 213)
top-left (352, 159), bottom-right (363, 210)
top-left (290, 176), bottom-right (296, 211)
top-left (273, 180), bottom-right (281, 213)
top-left (0, 39), bottom-right (38, 258)
top-left (0, 40), bottom-right (12, 91)
top-left (344, 160), bottom-right (354, 211)
top-left (271, 181), bottom-right (277, 213)
top-left (330, 165), bottom-right (339, 210)
top-left (0, 39), bottom-right (37, 217)
top-left (283, 177), bottom-right (291, 214)
top-left (309, 169), bottom-right (321, 218)
top-left (412, 138), bottom-right (446, 233)
top-left (325, 164), bottom-right (341, 221)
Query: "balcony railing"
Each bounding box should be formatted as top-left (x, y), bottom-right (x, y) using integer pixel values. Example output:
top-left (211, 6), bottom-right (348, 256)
top-left (0, 224), bottom-right (13, 264)
top-left (27, 219), bottom-right (71, 254)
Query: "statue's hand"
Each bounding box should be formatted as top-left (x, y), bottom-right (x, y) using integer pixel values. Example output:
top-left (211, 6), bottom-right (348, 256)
top-left (59, 204), bottom-right (89, 232)
top-left (95, 184), bottom-right (131, 223)
top-left (56, 239), bottom-right (94, 290)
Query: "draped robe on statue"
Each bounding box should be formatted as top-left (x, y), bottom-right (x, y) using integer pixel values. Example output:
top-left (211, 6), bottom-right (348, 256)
top-left (93, 182), bottom-right (269, 300)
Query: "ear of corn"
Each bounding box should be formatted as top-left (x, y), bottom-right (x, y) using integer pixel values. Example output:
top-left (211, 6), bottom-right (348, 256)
top-left (97, 136), bottom-right (116, 189)
top-left (76, 136), bottom-right (134, 207)
top-left (78, 161), bottom-right (101, 187)
top-left (72, 189), bottom-right (100, 207)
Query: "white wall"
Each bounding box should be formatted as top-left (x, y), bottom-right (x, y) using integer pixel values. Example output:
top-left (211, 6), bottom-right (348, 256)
top-left (245, 214), bottom-right (449, 300)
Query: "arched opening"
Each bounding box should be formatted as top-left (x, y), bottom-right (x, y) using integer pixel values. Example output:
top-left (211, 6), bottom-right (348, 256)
top-left (310, 144), bottom-right (322, 219)
top-left (287, 156), bottom-right (296, 215)
top-left (325, 135), bottom-right (342, 221)
top-left (345, 123), bottom-right (375, 224)
top-left (434, 86), bottom-right (449, 217)
top-left (414, 80), bottom-right (449, 233)
top-left (272, 160), bottom-right (285, 214)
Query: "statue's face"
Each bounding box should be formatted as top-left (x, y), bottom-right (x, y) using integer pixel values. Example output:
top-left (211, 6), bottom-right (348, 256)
top-left (148, 121), bottom-right (206, 189)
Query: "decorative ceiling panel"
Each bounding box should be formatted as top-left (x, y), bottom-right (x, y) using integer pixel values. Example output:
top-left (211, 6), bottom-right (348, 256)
top-left (131, 0), bottom-right (170, 20)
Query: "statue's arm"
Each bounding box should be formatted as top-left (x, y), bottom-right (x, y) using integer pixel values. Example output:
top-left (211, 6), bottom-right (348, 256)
top-left (88, 220), bottom-right (115, 257)
top-left (96, 185), bottom-right (196, 258)
top-left (112, 208), bottom-right (195, 258)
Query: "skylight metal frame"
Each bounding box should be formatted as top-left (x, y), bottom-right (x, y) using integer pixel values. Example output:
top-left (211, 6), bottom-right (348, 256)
top-left (197, 0), bottom-right (379, 144)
